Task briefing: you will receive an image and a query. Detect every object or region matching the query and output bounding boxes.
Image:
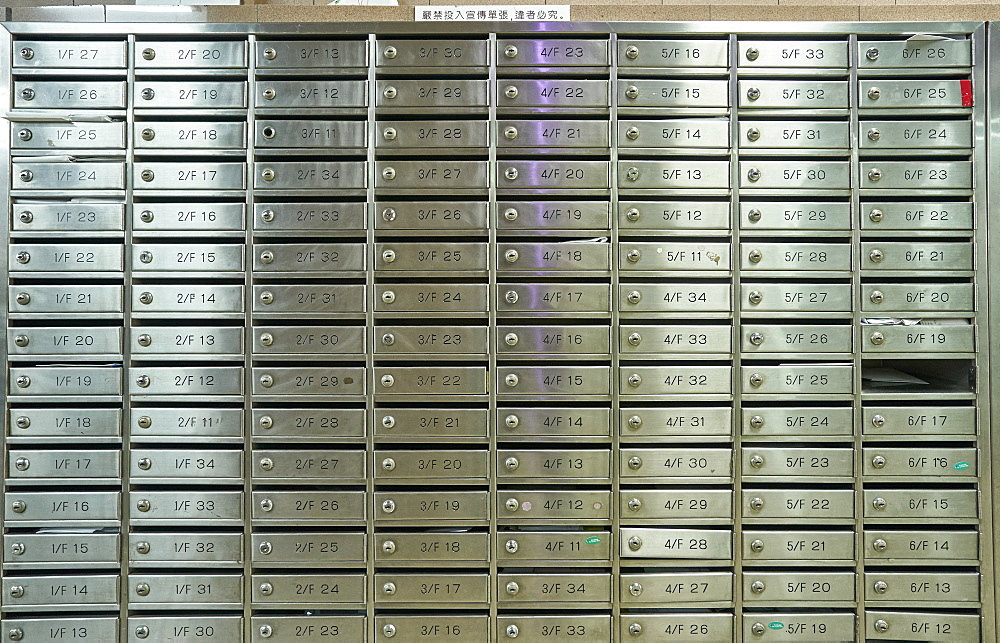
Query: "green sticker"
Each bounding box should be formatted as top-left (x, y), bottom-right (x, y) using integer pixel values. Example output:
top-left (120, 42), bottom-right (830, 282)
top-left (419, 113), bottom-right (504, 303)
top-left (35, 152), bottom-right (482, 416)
top-left (954, 461), bottom-right (970, 470)
top-left (768, 622), bottom-right (784, 630)
top-left (585, 536), bottom-right (602, 545)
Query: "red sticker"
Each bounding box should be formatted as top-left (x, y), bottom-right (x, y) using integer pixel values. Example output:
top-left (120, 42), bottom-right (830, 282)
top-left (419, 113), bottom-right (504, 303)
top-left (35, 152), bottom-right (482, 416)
top-left (961, 79), bottom-right (973, 107)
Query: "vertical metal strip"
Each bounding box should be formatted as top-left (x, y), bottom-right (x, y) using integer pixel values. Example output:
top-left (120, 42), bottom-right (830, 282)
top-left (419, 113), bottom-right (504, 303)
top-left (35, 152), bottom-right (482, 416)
top-left (727, 32), bottom-right (742, 643)
top-left (0, 23), bottom-right (9, 635)
top-left (487, 30), bottom-right (499, 640)
top-left (365, 31), bottom-right (377, 643)
top-left (244, 32), bottom-right (256, 643)
top-left (608, 29), bottom-right (622, 643)
top-left (122, 32), bottom-right (137, 642)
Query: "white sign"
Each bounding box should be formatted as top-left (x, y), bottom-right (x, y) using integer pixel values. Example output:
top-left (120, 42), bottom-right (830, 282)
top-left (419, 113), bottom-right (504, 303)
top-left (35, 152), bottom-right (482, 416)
top-left (415, 5), bottom-right (570, 21)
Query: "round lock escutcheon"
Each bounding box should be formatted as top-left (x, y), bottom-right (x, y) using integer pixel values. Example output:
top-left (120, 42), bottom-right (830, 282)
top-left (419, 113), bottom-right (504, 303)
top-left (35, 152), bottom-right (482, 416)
top-left (8, 541), bottom-right (24, 555)
top-left (627, 535), bottom-right (642, 551)
top-left (381, 290), bottom-right (396, 304)
top-left (262, 126), bottom-right (276, 140)
top-left (625, 45), bottom-right (639, 59)
top-left (869, 248), bottom-right (884, 263)
top-left (141, 47), bottom-right (156, 60)
top-left (258, 416), bottom-right (273, 429)
top-left (141, 128), bottom-right (155, 141)
top-left (11, 501), bottom-right (26, 514)
top-left (750, 580), bottom-right (765, 594)
top-left (749, 373), bottom-right (764, 387)
top-left (15, 292), bottom-right (30, 306)
top-left (258, 624), bottom-right (273, 638)
top-left (505, 581), bottom-right (519, 595)
top-left (138, 416), bottom-right (152, 429)
top-left (746, 127), bottom-right (761, 142)
top-left (13, 458), bottom-right (28, 471)
top-left (868, 168), bottom-right (882, 182)
top-left (504, 167), bottom-right (519, 181)
top-left (505, 497), bottom-right (519, 511)
top-left (867, 47), bottom-right (880, 61)
top-left (139, 250), bottom-right (153, 264)
top-left (749, 332), bottom-right (764, 346)
top-left (745, 46), bottom-right (760, 61)
top-left (137, 457), bottom-right (151, 471)
top-left (140, 210), bottom-right (155, 223)
top-left (505, 249), bottom-right (519, 263)
top-left (259, 374), bottom-right (273, 388)
top-left (381, 333), bottom-right (395, 346)
top-left (382, 499), bottom-right (396, 513)
top-left (15, 376), bottom-right (30, 389)
top-left (140, 169), bottom-right (154, 182)
top-left (868, 87), bottom-right (881, 100)
top-left (135, 375), bottom-right (150, 388)
top-left (259, 582), bottom-right (273, 596)
top-left (259, 457), bottom-right (274, 471)
top-left (383, 45), bottom-right (397, 59)
top-left (627, 332), bottom-right (642, 346)
top-left (751, 623), bottom-right (766, 637)
top-left (381, 374), bottom-right (395, 388)
top-left (503, 85), bottom-right (518, 99)
top-left (261, 169), bottom-right (275, 182)
top-left (626, 249), bottom-right (641, 263)
top-left (382, 415), bottom-right (396, 428)
top-left (17, 171), bottom-right (32, 184)
top-left (383, 624), bottom-right (397, 638)
top-left (625, 166), bottom-right (640, 181)
top-left (381, 458), bottom-right (396, 471)
top-left (627, 498), bottom-right (642, 511)
top-left (19, 47), bottom-right (34, 60)
top-left (748, 249), bottom-right (762, 263)
top-left (749, 454), bottom-right (764, 468)
top-left (872, 538), bottom-right (888, 552)
top-left (874, 619), bottom-right (889, 633)
top-left (747, 208), bottom-right (762, 222)
top-left (258, 541), bottom-right (272, 555)
top-left (18, 211), bottom-right (33, 224)
top-left (505, 373), bottom-right (519, 387)
top-left (746, 87), bottom-right (760, 101)
top-left (869, 208), bottom-right (884, 223)
top-left (870, 290), bottom-right (884, 304)
top-left (627, 374), bottom-right (642, 388)
top-left (872, 496), bottom-right (887, 511)
top-left (261, 88), bottom-right (275, 100)
top-left (504, 414), bottom-right (519, 428)
top-left (749, 415), bottom-right (764, 430)
top-left (871, 414), bottom-right (886, 428)
top-left (383, 86), bottom-right (397, 99)
top-left (504, 333), bottom-right (518, 346)
top-left (628, 623), bottom-right (642, 637)
top-left (625, 207), bottom-right (640, 222)
top-left (259, 332), bottom-right (274, 347)
top-left (748, 290), bottom-right (763, 305)
top-left (624, 85), bottom-right (639, 99)
top-left (259, 499), bottom-right (273, 512)
top-left (627, 455), bottom-right (642, 470)
top-left (136, 499), bottom-right (151, 512)
top-left (750, 539), bottom-right (764, 553)
top-left (135, 582), bottom-right (150, 596)
top-left (749, 497), bottom-right (764, 511)
top-left (504, 126), bottom-right (518, 140)
top-left (134, 626), bottom-right (149, 639)
top-left (504, 44), bottom-right (518, 58)
top-left (15, 416), bottom-right (30, 429)
top-left (505, 290), bottom-right (519, 304)
top-left (871, 455), bottom-right (886, 469)
top-left (628, 581), bottom-right (642, 596)
top-left (873, 580), bottom-right (888, 594)
top-left (503, 208), bottom-right (518, 221)
top-left (870, 331), bottom-right (885, 345)
top-left (505, 624), bottom-right (519, 639)
top-left (262, 47), bottom-right (277, 61)
top-left (747, 167), bottom-right (761, 182)
top-left (381, 208), bottom-right (397, 223)
top-left (867, 128), bottom-right (881, 141)
top-left (627, 415), bottom-right (642, 429)
top-left (626, 290), bottom-right (641, 304)
top-left (20, 88), bottom-right (35, 101)
top-left (505, 456), bottom-right (519, 471)
top-left (135, 541), bottom-right (150, 555)
top-left (504, 539), bottom-right (518, 553)
top-left (382, 582), bottom-right (396, 595)
top-left (17, 129), bottom-right (31, 142)
top-left (382, 249), bottom-right (396, 263)
top-left (382, 540), bottom-right (396, 554)
top-left (625, 126), bottom-right (639, 140)
top-left (382, 167), bottom-right (396, 181)
top-left (13, 335), bottom-right (28, 348)
top-left (259, 291), bottom-right (274, 305)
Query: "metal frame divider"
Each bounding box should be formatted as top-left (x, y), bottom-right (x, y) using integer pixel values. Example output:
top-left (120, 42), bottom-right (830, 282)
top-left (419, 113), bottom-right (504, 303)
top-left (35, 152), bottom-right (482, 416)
top-left (608, 29), bottom-right (622, 643)
top-left (365, 31), bottom-right (378, 643)
top-left (243, 31), bottom-right (257, 643)
top-left (487, 29), bottom-right (500, 643)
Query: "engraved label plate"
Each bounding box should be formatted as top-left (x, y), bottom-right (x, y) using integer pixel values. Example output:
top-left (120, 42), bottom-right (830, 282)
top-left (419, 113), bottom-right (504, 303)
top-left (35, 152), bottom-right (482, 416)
top-left (741, 243), bottom-right (851, 271)
top-left (620, 283), bottom-right (731, 314)
top-left (12, 162), bottom-right (124, 191)
top-left (740, 41), bottom-right (848, 67)
top-left (865, 572), bottom-right (979, 602)
top-left (376, 366), bottom-right (487, 395)
top-left (375, 532), bottom-right (488, 564)
top-left (861, 161), bottom-right (971, 189)
top-left (376, 242), bottom-right (487, 272)
top-left (742, 365), bottom-right (853, 395)
top-left (863, 448), bottom-right (977, 477)
top-left (861, 120), bottom-right (972, 150)
top-left (618, 39), bottom-right (729, 68)
top-left (129, 367), bottom-right (242, 396)
top-left (499, 449), bottom-right (610, 480)
top-left (252, 408), bottom-right (365, 440)
top-left (135, 41), bottom-right (246, 68)
top-left (619, 119), bottom-right (730, 149)
top-left (131, 491), bottom-right (242, 525)
top-left (6, 491), bottom-right (119, 523)
top-left (375, 408), bottom-right (487, 440)
top-left (134, 163), bottom-right (245, 190)
top-left (620, 448), bottom-right (732, 480)
top-left (859, 39), bottom-right (971, 69)
top-left (620, 489), bottom-right (732, 522)
top-left (743, 531), bottom-right (855, 563)
top-left (132, 244), bottom-right (243, 272)
top-left (131, 408), bottom-right (242, 439)
top-left (864, 489), bottom-right (977, 520)
top-left (254, 326), bottom-right (364, 357)
top-left (863, 406), bottom-right (975, 437)
top-left (375, 201), bottom-right (486, 232)
top-left (619, 80), bottom-right (729, 108)
top-left (742, 324), bottom-right (852, 354)
top-left (10, 244), bottom-right (122, 272)
top-left (4, 532), bottom-right (119, 566)
top-left (743, 571), bottom-right (855, 603)
top-left (250, 532), bottom-right (364, 565)
top-left (740, 161), bottom-right (849, 189)
top-left (499, 573), bottom-right (610, 604)
top-left (499, 119), bottom-right (609, 148)
top-left (12, 122), bottom-right (125, 150)
top-left (862, 242), bottom-right (972, 271)
top-left (132, 326), bottom-right (243, 356)
top-left (739, 80), bottom-right (848, 109)
top-left (740, 121), bottom-right (849, 149)
top-left (253, 244), bottom-right (365, 273)
top-left (866, 610), bottom-right (979, 641)
top-left (253, 449), bottom-right (365, 483)
top-left (500, 80), bottom-right (609, 109)
top-left (743, 613), bottom-right (855, 641)
top-left (860, 80), bottom-right (968, 109)
top-left (865, 530), bottom-right (978, 564)
top-left (10, 366), bottom-right (121, 396)
top-left (619, 572), bottom-right (733, 608)
top-left (136, 121), bottom-right (246, 149)
top-left (377, 80), bottom-right (487, 109)
top-left (499, 616), bottom-right (611, 642)
top-left (254, 285), bottom-right (365, 315)
top-left (256, 80), bottom-right (365, 109)
top-left (12, 203), bottom-right (123, 233)
top-left (14, 81), bottom-right (126, 109)
top-left (135, 202), bottom-right (244, 232)
top-left (8, 449), bottom-right (120, 480)
top-left (375, 325), bottom-right (487, 356)
top-left (8, 408), bottom-right (121, 439)
top-left (498, 39), bottom-right (608, 66)
top-left (623, 614), bottom-right (733, 641)
top-left (255, 40), bottom-right (368, 69)
top-left (619, 201), bottom-right (729, 231)
top-left (743, 489), bottom-right (855, 521)
top-left (251, 617), bottom-right (365, 643)
top-left (375, 491), bottom-right (488, 523)
top-left (499, 161), bottom-right (610, 190)
top-left (255, 202), bottom-right (364, 233)
top-left (14, 41), bottom-right (127, 68)
top-left (619, 160), bottom-right (731, 189)
top-left (252, 367), bottom-right (365, 397)
top-left (498, 490), bottom-right (610, 522)
top-left (861, 202), bottom-right (973, 231)
top-left (9, 326), bottom-right (122, 357)
top-left (134, 285), bottom-right (243, 314)
top-left (498, 408), bottom-right (611, 438)
top-left (130, 449), bottom-right (242, 481)
top-left (376, 283), bottom-right (486, 314)
top-left (862, 324), bottom-right (974, 353)
top-left (257, 119), bottom-right (366, 149)
top-left (252, 491), bottom-right (365, 524)
top-left (620, 407), bottom-right (732, 438)
top-left (375, 616), bottom-right (486, 643)
top-left (499, 365), bottom-right (610, 396)
top-left (742, 447), bottom-right (854, 478)
top-left (497, 531), bottom-right (611, 562)
top-left (741, 201), bottom-right (851, 231)
top-left (130, 533), bottom-right (242, 566)
top-left (4, 575), bottom-right (118, 609)
top-left (498, 242), bottom-right (609, 273)
top-left (376, 573), bottom-right (487, 605)
top-left (378, 39), bottom-right (488, 68)
top-left (620, 324), bottom-right (732, 355)
top-left (254, 162), bottom-right (366, 190)
top-left (620, 366), bottom-right (732, 396)
top-left (128, 617), bottom-right (242, 643)
top-left (742, 407), bottom-right (853, 437)
top-left (376, 120), bottom-right (487, 150)
top-left (620, 242), bottom-right (730, 271)
top-left (499, 325), bottom-right (610, 356)
top-left (3, 618), bottom-right (118, 642)
top-left (130, 574), bottom-right (242, 607)
top-left (741, 283), bottom-right (851, 312)
top-left (499, 284), bottom-right (610, 315)
top-left (137, 81), bottom-right (246, 109)
top-left (620, 531), bottom-right (732, 561)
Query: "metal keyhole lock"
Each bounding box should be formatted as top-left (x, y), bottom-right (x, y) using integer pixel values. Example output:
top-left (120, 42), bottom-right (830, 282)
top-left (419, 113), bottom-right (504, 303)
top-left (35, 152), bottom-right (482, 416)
top-left (874, 620), bottom-right (889, 633)
top-left (624, 85), bottom-right (639, 100)
top-left (382, 582), bottom-right (396, 595)
top-left (14, 458), bottom-right (29, 471)
top-left (259, 332), bottom-right (274, 346)
top-left (750, 539), bottom-right (764, 553)
top-left (15, 376), bottom-right (30, 388)
top-left (869, 248), bottom-right (884, 263)
top-left (382, 540), bottom-right (396, 554)
top-left (627, 535), bottom-right (642, 551)
top-left (140, 169), bottom-right (155, 182)
top-left (381, 499), bottom-right (396, 513)
top-left (504, 208), bottom-right (518, 221)
top-left (258, 625), bottom-right (273, 638)
top-left (20, 88), bottom-right (35, 101)
top-left (868, 168), bottom-right (882, 182)
top-left (867, 47), bottom-right (880, 61)
top-left (383, 86), bottom-right (397, 99)
top-left (872, 538), bottom-right (888, 552)
top-left (748, 249), bottom-right (763, 263)
top-left (751, 623), bottom-right (766, 636)
top-left (262, 126), bottom-right (276, 140)
top-left (627, 374), bottom-right (642, 388)
top-left (748, 290), bottom-right (763, 305)
top-left (505, 498), bottom-right (519, 511)
top-left (135, 582), bottom-right (150, 596)
top-left (627, 455), bottom-right (642, 469)
top-left (747, 167), bottom-right (761, 182)
top-left (628, 623), bottom-right (642, 637)
top-left (867, 127), bottom-right (881, 141)
top-left (13, 335), bottom-right (28, 348)
top-left (259, 457), bottom-right (274, 471)
top-left (17, 129), bottom-right (32, 142)
top-left (135, 375), bottom-right (150, 388)
top-left (383, 624), bottom-right (397, 638)
top-left (871, 454), bottom-right (886, 468)
top-left (870, 290), bottom-right (884, 304)
top-left (382, 167), bottom-right (396, 180)
top-left (504, 44), bottom-right (518, 58)
top-left (259, 582), bottom-right (273, 596)
top-left (627, 497), bottom-right (642, 511)
top-left (139, 250), bottom-right (153, 264)
top-left (19, 47), bottom-right (34, 60)
top-left (505, 581), bottom-right (519, 595)
top-left (748, 373), bottom-right (764, 387)
top-left (625, 166), bottom-right (640, 182)
top-left (259, 250), bottom-right (274, 264)
top-left (749, 332), bottom-right (764, 346)
top-left (141, 47), bottom-right (156, 60)
top-left (872, 496), bottom-right (887, 511)
top-left (135, 541), bottom-right (151, 554)
top-left (141, 128), bottom-right (155, 141)
top-left (505, 290), bottom-right (519, 304)
top-left (381, 374), bottom-right (395, 387)
top-left (15, 416), bottom-right (30, 429)
top-left (259, 374), bottom-right (274, 388)
top-left (137, 457), bottom-right (152, 470)
top-left (505, 249), bottom-right (519, 263)
top-left (505, 373), bottom-right (519, 387)
top-left (504, 85), bottom-right (518, 99)
top-left (505, 624), bottom-right (519, 638)
top-left (261, 168), bottom-right (275, 182)
top-left (381, 333), bottom-right (395, 346)
top-left (18, 211), bottom-right (33, 224)
top-left (262, 88), bottom-right (276, 100)
top-left (381, 290), bottom-right (396, 304)
top-left (383, 127), bottom-right (397, 141)
top-left (504, 126), bottom-right (518, 140)
top-left (626, 290), bottom-right (641, 304)
top-left (18, 170), bottom-right (32, 183)
top-left (140, 87), bottom-right (155, 101)
top-left (505, 457), bottom-right (519, 471)
top-left (259, 416), bottom-right (273, 429)
top-left (745, 46), bottom-right (760, 61)
top-left (870, 331), bottom-right (885, 345)
top-left (750, 580), bottom-right (765, 594)
top-left (625, 45), bottom-right (639, 59)
top-left (259, 291), bottom-right (274, 305)
top-left (133, 627), bottom-right (149, 640)
top-left (140, 210), bottom-right (155, 223)
top-left (383, 45), bottom-right (397, 59)
top-left (749, 454), bottom-right (764, 468)
top-left (382, 458), bottom-right (396, 471)
top-left (625, 126), bottom-right (640, 140)
top-left (504, 539), bottom-right (519, 553)
top-left (746, 127), bottom-right (761, 142)
top-left (504, 333), bottom-right (518, 346)
top-left (749, 497), bottom-right (765, 511)
top-left (749, 415), bottom-right (765, 430)
top-left (628, 582), bottom-right (643, 596)
top-left (871, 414), bottom-right (886, 428)
top-left (873, 580), bottom-right (889, 594)
top-left (504, 167), bottom-right (518, 180)
top-left (747, 208), bottom-right (762, 222)
top-left (867, 87), bottom-right (881, 100)
top-left (262, 47), bottom-right (277, 60)
top-left (505, 414), bottom-right (519, 428)
top-left (869, 208), bottom-right (884, 222)
top-left (626, 248), bottom-right (641, 263)
top-left (746, 87), bottom-right (760, 101)
top-left (627, 415), bottom-right (642, 429)
top-left (627, 332), bottom-right (642, 346)
top-left (8, 543), bottom-right (24, 557)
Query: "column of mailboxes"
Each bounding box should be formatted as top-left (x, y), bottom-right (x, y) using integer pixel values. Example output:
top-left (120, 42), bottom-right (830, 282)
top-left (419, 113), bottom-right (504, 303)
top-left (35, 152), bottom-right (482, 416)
top-left (128, 39), bottom-right (249, 640)
top-left (249, 38), bottom-right (370, 640)
top-left (856, 38), bottom-right (982, 641)
top-left (494, 38), bottom-right (614, 641)
top-left (370, 38), bottom-right (492, 640)
top-left (4, 39), bottom-right (128, 642)
top-left (615, 38), bottom-right (736, 640)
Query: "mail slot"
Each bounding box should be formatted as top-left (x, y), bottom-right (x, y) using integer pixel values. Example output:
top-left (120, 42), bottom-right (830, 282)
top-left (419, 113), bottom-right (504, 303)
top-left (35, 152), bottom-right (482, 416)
top-left (499, 449), bottom-right (610, 480)
top-left (254, 326), bottom-right (364, 356)
top-left (7, 449), bottom-right (120, 481)
top-left (4, 575), bottom-right (118, 609)
top-left (8, 326), bottom-right (122, 357)
top-left (253, 284), bottom-right (364, 315)
top-left (742, 530), bottom-right (855, 563)
top-left (620, 242), bottom-right (731, 271)
top-left (376, 283), bottom-right (487, 314)
top-left (251, 617), bottom-right (365, 643)
top-left (376, 616), bottom-right (487, 643)
top-left (377, 120), bottom-right (487, 150)
top-left (376, 80), bottom-right (488, 110)
top-left (255, 202), bottom-right (364, 233)
top-left (497, 530), bottom-right (611, 562)
top-left (864, 489), bottom-right (977, 521)
top-left (252, 408), bottom-right (364, 440)
top-left (10, 243), bottom-right (122, 272)
top-left (865, 610), bottom-right (979, 641)
top-left (375, 531), bottom-right (489, 564)
top-left (619, 119), bottom-right (730, 149)
top-left (136, 81), bottom-right (246, 108)
top-left (129, 532), bottom-right (240, 568)
top-left (499, 573), bottom-right (610, 604)
top-left (12, 121), bottom-right (125, 150)
top-left (742, 407), bottom-right (853, 437)
top-left (12, 202), bottom-right (123, 233)
top-left (376, 408), bottom-right (487, 440)
top-left (622, 572), bottom-right (732, 609)
top-left (375, 201), bottom-right (486, 232)
top-left (619, 200), bottom-right (729, 231)
top-left (740, 201), bottom-right (851, 230)
top-left (14, 80), bottom-right (126, 109)
top-left (375, 491), bottom-right (488, 523)
top-left (500, 119), bottom-right (609, 148)
top-left (253, 244), bottom-right (365, 273)
top-left (255, 39), bottom-right (367, 68)
top-left (738, 80), bottom-right (848, 109)
top-left (741, 283), bottom-right (852, 312)
top-left (863, 406), bottom-right (975, 437)
top-left (498, 616), bottom-right (611, 643)
top-left (128, 617), bottom-right (242, 643)
top-left (620, 283), bottom-right (731, 314)
top-left (622, 614), bottom-right (733, 641)
top-left (129, 367), bottom-right (242, 396)
top-left (499, 407), bottom-right (610, 438)
top-left (619, 405), bottom-right (729, 437)
top-left (134, 285), bottom-right (244, 314)
top-left (130, 449), bottom-right (242, 482)
top-left (499, 161), bottom-right (610, 190)
top-left (5, 491), bottom-right (119, 524)
top-left (135, 40), bottom-right (246, 68)
top-left (8, 408), bottom-right (121, 439)
top-left (499, 80), bottom-right (609, 109)
top-left (137, 121), bottom-right (245, 149)
top-left (9, 284), bottom-right (123, 314)
top-left (742, 365), bottom-right (853, 395)
top-left (251, 532), bottom-right (364, 565)
top-left (376, 573), bottom-right (487, 605)
top-left (2, 618), bottom-right (118, 642)
top-left (863, 324), bottom-right (974, 353)
top-left (620, 448), bottom-right (732, 480)
top-left (861, 241), bottom-right (973, 271)
top-left (4, 532), bottom-right (119, 566)
top-left (132, 326), bottom-right (242, 356)
top-left (620, 366), bottom-right (732, 396)
top-left (254, 162), bottom-right (365, 190)
top-left (618, 39), bottom-right (728, 68)
top-left (130, 408), bottom-right (242, 439)
top-left (256, 119), bottom-right (366, 149)
top-left (859, 39), bottom-right (971, 68)
top-left (861, 161), bottom-right (972, 189)
top-left (378, 38), bottom-right (488, 68)
top-left (252, 367), bottom-right (364, 396)
top-left (12, 162), bottom-right (125, 191)
top-left (740, 40), bottom-right (848, 67)
top-left (256, 80), bottom-right (365, 109)
top-left (742, 324), bottom-right (852, 354)
top-left (375, 242), bottom-right (487, 272)
top-left (10, 366), bottom-right (121, 396)
top-left (620, 324), bottom-right (731, 355)
top-left (131, 491), bottom-right (242, 525)
top-left (14, 40), bottom-right (126, 68)
top-left (498, 365), bottom-right (610, 396)
top-left (498, 325), bottom-right (609, 356)
top-left (129, 574), bottom-right (242, 608)
top-left (619, 80), bottom-right (729, 108)
top-left (742, 447), bottom-right (853, 478)
top-left (763, 243), bottom-right (866, 278)
top-left (499, 242), bottom-right (609, 273)
top-left (743, 571), bottom-right (855, 603)
top-left (619, 489), bottom-right (732, 522)
top-left (499, 283), bottom-right (610, 315)
top-left (740, 120), bottom-right (849, 149)
top-left (620, 529), bottom-right (732, 560)
top-left (375, 449), bottom-right (487, 481)
top-left (499, 490), bottom-right (610, 523)
top-left (863, 447), bottom-right (977, 478)
top-left (133, 244), bottom-right (243, 272)
top-left (498, 38), bottom-right (608, 66)
top-left (743, 489), bottom-right (855, 521)
top-left (135, 163), bottom-right (245, 190)
top-left (866, 572), bottom-right (979, 603)
top-left (252, 491), bottom-right (365, 524)
top-left (865, 530), bottom-right (979, 564)
top-left (135, 202), bottom-right (245, 232)
top-left (861, 120), bottom-right (972, 150)
top-left (619, 160), bottom-right (730, 189)
top-left (376, 161), bottom-right (487, 191)
top-left (741, 161), bottom-right (850, 189)
top-left (376, 366), bottom-right (486, 395)
top-left (743, 613), bottom-right (855, 641)
top-left (860, 80), bottom-right (970, 109)
top-left (860, 201), bottom-right (974, 231)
